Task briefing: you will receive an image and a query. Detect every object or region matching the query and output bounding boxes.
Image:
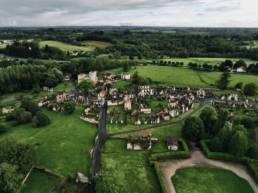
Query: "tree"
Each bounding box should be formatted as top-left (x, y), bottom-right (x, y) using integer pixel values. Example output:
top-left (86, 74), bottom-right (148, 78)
top-left (246, 144), bottom-right (258, 159)
top-left (15, 108), bottom-right (32, 124)
top-left (182, 117), bottom-right (204, 142)
top-left (63, 101), bottom-right (76, 114)
top-left (234, 82), bottom-right (243, 90)
top-left (200, 107), bottom-right (218, 136)
top-left (0, 163), bottom-right (22, 193)
top-left (244, 83), bottom-right (257, 96)
top-left (217, 72), bottom-right (231, 90)
top-left (219, 60), bottom-right (233, 72)
top-left (21, 98), bottom-right (40, 115)
top-left (229, 127), bottom-right (248, 157)
top-left (78, 80), bottom-right (93, 94)
top-left (0, 139), bottom-right (35, 173)
top-left (32, 111), bottom-right (50, 127)
top-left (215, 108), bottom-right (229, 132)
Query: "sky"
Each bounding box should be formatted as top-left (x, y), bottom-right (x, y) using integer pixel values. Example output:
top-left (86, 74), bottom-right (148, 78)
top-left (0, 0), bottom-right (257, 27)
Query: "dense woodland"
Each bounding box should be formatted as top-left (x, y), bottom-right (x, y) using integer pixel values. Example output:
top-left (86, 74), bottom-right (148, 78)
top-left (0, 27), bottom-right (258, 60)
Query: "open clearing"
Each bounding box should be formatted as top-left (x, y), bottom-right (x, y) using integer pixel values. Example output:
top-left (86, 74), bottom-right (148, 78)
top-left (0, 107), bottom-right (96, 176)
top-left (172, 167), bottom-right (254, 193)
top-left (133, 65), bottom-right (258, 88)
top-left (39, 40), bottom-right (111, 52)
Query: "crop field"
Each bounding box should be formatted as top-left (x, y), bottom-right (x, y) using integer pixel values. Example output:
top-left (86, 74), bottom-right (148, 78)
top-left (160, 57), bottom-right (257, 65)
top-left (133, 65), bottom-right (258, 88)
top-left (172, 167), bottom-right (254, 193)
top-left (39, 40), bottom-right (112, 52)
top-left (99, 150), bottom-right (161, 193)
top-left (0, 107), bottom-right (97, 176)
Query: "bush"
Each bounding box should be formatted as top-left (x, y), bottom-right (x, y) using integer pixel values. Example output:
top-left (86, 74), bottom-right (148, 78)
top-left (200, 140), bottom-right (258, 184)
top-left (244, 83), bottom-right (257, 96)
top-left (63, 101), bottom-right (76, 114)
top-left (21, 98), bottom-right (40, 115)
top-left (0, 123), bottom-right (9, 134)
top-left (153, 162), bottom-right (168, 193)
top-left (15, 108), bottom-right (32, 124)
top-left (32, 111), bottom-right (50, 127)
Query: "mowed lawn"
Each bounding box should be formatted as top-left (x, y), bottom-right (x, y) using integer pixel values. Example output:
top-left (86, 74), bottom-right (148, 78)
top-left (172, 167), bottom-right (254, 193)
top-left (39, 40), bottom-right (95, 52)
top-left (134, 65), bottom-right (258, 88)
top-left (100, 151), bottom-right (161, 193)
top-left (0, 107), bottom-right (97, 176)
top-left (21, 169), bottom-right (62, 193)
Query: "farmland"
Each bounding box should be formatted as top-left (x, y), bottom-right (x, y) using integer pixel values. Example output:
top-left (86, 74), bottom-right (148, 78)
top-left (172, 167), bottom-right (254, 193)
top-left (132, 65), bottom-right (258, 88)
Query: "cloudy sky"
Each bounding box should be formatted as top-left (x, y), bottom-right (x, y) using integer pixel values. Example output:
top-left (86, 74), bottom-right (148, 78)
top-left (0, 0), bottom-right (257, 27)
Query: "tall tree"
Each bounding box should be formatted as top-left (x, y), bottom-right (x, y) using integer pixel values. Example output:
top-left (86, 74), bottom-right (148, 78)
top-left (217, 72), bottom-right (231, 90)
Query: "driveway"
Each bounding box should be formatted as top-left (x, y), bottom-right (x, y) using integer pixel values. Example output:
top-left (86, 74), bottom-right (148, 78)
top-left (158, 150), bottom-right (258, 193)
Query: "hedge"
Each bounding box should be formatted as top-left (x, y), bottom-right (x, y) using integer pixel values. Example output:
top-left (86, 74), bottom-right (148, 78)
top-left (153, 162), bottom-right (168, 193)
top-left (149, 139), bottom-right (190, 162)
top-left (200, 139), bottom-right (258, 184)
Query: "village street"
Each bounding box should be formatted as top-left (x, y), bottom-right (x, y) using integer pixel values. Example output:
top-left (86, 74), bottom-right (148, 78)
top-left (158, 150), bottom-right (258, 193)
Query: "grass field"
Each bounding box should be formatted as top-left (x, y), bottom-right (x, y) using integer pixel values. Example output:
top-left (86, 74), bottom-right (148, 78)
top-left (133, 65), bottom-right (258, 88)
top-left (172, 167), bottom-right (254, 193)
top-left (80, 40), bottom-right (112, 48)
top-left (21, 169), bottom-right (62, 193)
top-left (161, 57), bottom-right (257, 65)
top-left (39, 40), bottom-right (111, 52)
top-left (99, 151), bottom-right (161, 193)
top-left (1, 107), bottom-right (97, 176)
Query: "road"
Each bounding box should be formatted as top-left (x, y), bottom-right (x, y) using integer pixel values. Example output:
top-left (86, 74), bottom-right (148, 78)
top-left (158, 150), bottom-right (258, 193)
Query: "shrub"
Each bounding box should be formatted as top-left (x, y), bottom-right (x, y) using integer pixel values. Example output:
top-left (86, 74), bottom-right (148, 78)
top-left (63, 101), bottom-right (76, 114)
top-left (32, 111), bottom-right (50, 127)
top-left (0, 123), bottom-right (9, 134)
top-left (153, 162), bottom-right (168, 193)
top-left (244, 83), bottom-right (257, 96)
top-left (15, 108), bottom-right (32, 124)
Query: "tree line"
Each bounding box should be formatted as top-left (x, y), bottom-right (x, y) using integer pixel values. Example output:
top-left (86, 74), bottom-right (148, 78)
top-left (0, 64), bottom-right (63, 94)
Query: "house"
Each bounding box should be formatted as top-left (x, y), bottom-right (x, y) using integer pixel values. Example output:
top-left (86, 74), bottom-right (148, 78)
top-left (167, 137), bottom-right (178, 151)
top-left (123, 95), bottom-right (132, 110)
top-left (236, 67), bottom-right (246, 73)
top-left (89, 71), bottom-right (98, 84)
top-left (63, 74), bottom-right (70, 81)
top-left (78, 73), bottom-right (88, 84)
top-left (196, 89), bottom-right (206, 98)
top-left (76, 172), bottom-right (89, 184)
top-left (1, 107), bottom-right (15, 114)
top-left (121, 73), bottom-right (131, 80)
top-left (140, 108), bottom-right (151, 114)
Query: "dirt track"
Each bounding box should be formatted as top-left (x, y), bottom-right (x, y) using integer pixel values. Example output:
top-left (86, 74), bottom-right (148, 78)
top-left (158, 150), bottom-right (258, 193)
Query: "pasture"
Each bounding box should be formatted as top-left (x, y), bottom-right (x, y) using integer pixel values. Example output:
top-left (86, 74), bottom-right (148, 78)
top-left (0, 107), bottom-right (97, 176)
top-left (39, 40), bottom-right (111, 52)
top-left (172, 167), bottom-right (254, 193)
top-left (133, 65), bottom-right (258, 88)
top-left (160, 57), bottom-right (257, 65)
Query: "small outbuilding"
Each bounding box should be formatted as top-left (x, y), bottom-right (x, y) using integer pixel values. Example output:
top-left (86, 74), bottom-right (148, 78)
top-left (166, 137), bottom-right (178, 151)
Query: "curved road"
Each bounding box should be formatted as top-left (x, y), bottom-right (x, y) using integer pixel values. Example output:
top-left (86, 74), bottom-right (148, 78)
top-left (158, 150), bottom-right (258, 193)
